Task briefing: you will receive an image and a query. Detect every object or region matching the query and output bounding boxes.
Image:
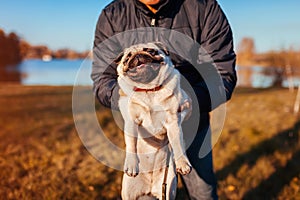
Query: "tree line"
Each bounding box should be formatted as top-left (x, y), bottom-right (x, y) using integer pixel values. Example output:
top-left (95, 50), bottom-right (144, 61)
top-left (0, 29), bottom-right (22, 67)
top-left (237, 37), bottom-right (300, 69)
top-left (237, 37), bottom-right (300, 87)
top-left (0, 29), bottom-right (90, 68)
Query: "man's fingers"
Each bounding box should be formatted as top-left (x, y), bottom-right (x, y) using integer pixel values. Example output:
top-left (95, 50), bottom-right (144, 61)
top-left (178, 100), bottom-right (191, 112)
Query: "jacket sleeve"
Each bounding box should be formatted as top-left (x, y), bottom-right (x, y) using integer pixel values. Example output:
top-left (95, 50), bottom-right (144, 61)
top-left (196, 0), bottom-right (237, 112)
top-left (91, 9), bottom-right (120, 110)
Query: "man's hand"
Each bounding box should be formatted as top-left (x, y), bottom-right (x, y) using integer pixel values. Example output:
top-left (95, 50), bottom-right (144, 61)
top-left (178, 99), bottom-right (192, 112)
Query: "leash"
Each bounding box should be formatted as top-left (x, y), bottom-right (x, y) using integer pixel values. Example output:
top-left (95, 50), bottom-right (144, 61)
top-left (162, 149), bottom-right (170, 200)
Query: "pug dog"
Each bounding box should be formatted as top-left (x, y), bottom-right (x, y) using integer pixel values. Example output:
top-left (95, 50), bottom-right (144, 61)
top-left (116, 42), bottom-right (192, 200)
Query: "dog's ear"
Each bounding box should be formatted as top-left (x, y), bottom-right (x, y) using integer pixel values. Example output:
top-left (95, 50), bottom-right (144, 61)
top-left (114, 51), bottom-right (124, 64)
top-left (153, 42), bottom-right (169, 56)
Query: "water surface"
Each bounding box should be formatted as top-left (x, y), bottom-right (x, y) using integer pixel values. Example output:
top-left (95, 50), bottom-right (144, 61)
top-left (0, 59), bottom-right (297, 88)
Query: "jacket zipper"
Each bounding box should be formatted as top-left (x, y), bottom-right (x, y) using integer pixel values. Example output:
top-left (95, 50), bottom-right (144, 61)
top-left (150, 18), bottom-right (158, 41)
top-left (151, 18), bottom-right (156, 26)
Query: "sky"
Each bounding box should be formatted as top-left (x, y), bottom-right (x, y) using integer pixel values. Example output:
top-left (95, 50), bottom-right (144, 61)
top-left (0, 0), bottom-right (300, 53)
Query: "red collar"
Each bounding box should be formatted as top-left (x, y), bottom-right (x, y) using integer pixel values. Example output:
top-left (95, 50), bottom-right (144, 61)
top-left (133, 85), bottom-right (162, 92)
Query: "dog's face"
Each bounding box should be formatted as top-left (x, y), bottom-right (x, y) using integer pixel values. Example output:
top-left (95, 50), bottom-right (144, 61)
top-left (117, 43), bottom-right (169, 84)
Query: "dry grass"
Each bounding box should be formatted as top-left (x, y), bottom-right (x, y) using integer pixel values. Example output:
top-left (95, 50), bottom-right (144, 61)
top-left (214, 88), bottom-right (300, 200)
top-left (0, 85), bottom-right (299, 200)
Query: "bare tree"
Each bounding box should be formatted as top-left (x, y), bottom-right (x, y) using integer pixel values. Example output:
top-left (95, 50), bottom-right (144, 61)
top-left (237, 37), bottom-right (256, 66)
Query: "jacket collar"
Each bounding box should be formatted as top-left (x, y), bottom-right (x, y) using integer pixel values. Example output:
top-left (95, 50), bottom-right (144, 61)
top-left (134, 0), bottom-right (172, 16)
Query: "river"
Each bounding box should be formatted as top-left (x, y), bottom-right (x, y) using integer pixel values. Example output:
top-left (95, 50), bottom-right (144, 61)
top-left (0, 59), bottom-right (298, 88)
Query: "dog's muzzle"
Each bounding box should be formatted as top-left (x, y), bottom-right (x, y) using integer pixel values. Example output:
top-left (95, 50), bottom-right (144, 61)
top-left (123, 50), bottom-right (164, 84)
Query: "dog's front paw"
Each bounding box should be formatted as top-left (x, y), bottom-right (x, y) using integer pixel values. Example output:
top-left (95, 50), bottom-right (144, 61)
top-left (124, 154), bottom-right (139, 177)
top-left (175, 156), bottom-right (192, 175)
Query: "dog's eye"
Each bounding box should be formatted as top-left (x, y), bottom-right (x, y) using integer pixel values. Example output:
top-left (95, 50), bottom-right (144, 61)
top-left (123, 53), bottom-right (133, 65)
top-left (145, 48), bottom-right (157, 56)
top-left (123, 57), bottom-right (129, 65)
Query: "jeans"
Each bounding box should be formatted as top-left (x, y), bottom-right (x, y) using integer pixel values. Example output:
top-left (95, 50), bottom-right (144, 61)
top-left (181, 112), bottom-right (218, 200)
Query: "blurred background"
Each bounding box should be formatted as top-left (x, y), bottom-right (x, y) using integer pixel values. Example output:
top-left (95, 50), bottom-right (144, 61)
top-left (0, 0), bottom-right (300, 199)
top-left (1, 0), bottom-right (300, 86)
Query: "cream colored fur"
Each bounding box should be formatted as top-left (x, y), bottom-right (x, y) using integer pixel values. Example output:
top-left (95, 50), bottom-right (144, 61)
top-left (117, 43), bottom-right (192, 200)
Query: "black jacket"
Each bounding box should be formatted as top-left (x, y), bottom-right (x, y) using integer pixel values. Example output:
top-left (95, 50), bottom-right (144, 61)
top-left (91, 0), bottom-right (237, 112)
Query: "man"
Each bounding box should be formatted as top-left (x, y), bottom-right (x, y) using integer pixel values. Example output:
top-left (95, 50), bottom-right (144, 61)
top-left (91, 0), bottom-right (237, 199)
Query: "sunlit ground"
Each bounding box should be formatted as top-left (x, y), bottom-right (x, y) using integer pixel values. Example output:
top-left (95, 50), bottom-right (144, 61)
top-left (0, 85), bottom-right (299, 199)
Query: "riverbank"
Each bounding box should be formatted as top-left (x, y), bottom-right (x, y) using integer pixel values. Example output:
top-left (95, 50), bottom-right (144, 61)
top-left (0, 85), bottom-right (299, 199)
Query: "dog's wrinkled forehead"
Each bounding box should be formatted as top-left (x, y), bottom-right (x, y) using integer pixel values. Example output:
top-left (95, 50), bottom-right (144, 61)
top-left (116, 42), bottom-right (169, 65)
top-left (126, 45), bottom-right (162, 59)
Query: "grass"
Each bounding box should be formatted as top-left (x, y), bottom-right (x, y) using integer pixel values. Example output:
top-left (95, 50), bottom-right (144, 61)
top-left (0, 85), bottom-right (299, 199)
top-left (214, 88), bottom-right (300, 200)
